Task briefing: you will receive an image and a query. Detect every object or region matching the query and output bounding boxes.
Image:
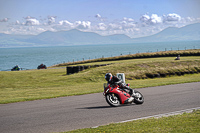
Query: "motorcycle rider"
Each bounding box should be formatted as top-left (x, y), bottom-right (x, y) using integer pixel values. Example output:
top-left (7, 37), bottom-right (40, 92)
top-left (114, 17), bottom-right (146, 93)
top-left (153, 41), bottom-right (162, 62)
top-left (105, 73), bottom-right (133, 96)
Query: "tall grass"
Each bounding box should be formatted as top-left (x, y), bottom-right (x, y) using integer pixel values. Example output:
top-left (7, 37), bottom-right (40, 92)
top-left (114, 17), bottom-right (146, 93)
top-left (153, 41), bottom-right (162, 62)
top-left (54, 49), bottom-right (200, 67)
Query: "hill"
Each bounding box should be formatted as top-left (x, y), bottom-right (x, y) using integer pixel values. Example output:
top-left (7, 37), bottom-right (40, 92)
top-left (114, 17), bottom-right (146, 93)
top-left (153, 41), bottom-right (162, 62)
top-left (0, 29), bottom-right (132, 47)
top-left (0, 23), bottom-right (200, 47)
top-left (25, 29), bottom-right (132, 45)
top-left (134, 23), bottom-right (200, 42)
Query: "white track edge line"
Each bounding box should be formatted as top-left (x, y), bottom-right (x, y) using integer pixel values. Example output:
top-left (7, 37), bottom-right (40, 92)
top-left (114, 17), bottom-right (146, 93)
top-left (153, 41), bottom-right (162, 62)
top-left (118, 107), bottom-right (200, 123)
top-left (92, 107), bottom-right (200, 128)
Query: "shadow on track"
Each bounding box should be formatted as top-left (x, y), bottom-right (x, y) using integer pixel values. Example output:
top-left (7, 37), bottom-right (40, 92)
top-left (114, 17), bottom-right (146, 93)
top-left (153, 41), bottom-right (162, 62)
top-left (77, 105), bottom-right (112, 109)
top-left (77, 104), bottom-right (137, 110)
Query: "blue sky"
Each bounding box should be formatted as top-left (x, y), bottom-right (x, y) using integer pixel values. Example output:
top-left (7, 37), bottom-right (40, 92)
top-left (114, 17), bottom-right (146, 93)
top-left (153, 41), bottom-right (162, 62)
top-left (0, 0), bottom-right (200, 38)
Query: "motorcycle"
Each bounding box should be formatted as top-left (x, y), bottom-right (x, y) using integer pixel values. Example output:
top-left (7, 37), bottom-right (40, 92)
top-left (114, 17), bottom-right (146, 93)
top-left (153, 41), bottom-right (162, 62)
top-left (103, 83), bottom-right (144, 107)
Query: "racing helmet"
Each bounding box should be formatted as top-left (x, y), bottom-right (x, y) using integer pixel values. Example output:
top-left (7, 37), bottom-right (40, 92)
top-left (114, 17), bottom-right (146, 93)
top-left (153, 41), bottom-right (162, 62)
top-left (105, 73), bottom-right (112, 82)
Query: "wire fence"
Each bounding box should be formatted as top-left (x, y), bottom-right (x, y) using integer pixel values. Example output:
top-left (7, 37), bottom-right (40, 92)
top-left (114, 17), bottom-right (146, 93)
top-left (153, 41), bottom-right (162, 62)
top-left (63, 46), bottom-right (200, 64)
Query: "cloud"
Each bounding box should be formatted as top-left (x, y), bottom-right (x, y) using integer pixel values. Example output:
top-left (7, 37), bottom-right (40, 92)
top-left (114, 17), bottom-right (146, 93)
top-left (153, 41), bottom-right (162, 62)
top-left (140, 14), bottom-right (162, 25)
top-left (25, 18), bottom-right (40, 26)
top-left (123, 17), bottom-right (134, 22)
top-left (48, 16), bottom-right (56, 25)
top-left (1, 13), bottom-right (200, 38)
top-left (107, 23), bottom-right (122, 30)
top-left (95, 14), bottom-right (101, 18)
top-left (140, 13), bottom-right (182, 26)
top-left (95, 13), bottom-right (106, 21)
top-left (0, 18), bottom-right (9, 22)
top-left (96, 23), bottom-right (107, 30)
top-left (74, 21), bottom-right (91, 29)
top-left (23, 16), bottom-right (40, 26)
top-left (24, 16), bottom-right (34, 19)
top-left (150, 14), bottom-right (162, 24)
top-left (120, 21), bottom-right (136, 29)
top-left (59, 20), bottom-right (73, 26)
top-left (5, 25), bottom-right (46, 35)
top-left (163, 13), bottom-right (181, 22)
top-left (15, 20), bottom-right (20, 25)
top-left (140, 14), bottom-right (150, 23)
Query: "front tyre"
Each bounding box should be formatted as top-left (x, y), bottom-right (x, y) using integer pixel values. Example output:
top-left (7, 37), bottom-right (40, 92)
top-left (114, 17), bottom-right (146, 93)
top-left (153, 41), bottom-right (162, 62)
top-left (133, 90), bottom-right (144, 104)
top-left (106, 93), bottom-right (120, 107)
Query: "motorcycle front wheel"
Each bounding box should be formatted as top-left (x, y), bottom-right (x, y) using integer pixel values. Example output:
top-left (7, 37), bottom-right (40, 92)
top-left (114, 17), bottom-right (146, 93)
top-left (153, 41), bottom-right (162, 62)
top-left (106, 93), bottom-right (120, 107)
top-left (133, 90), bottom-right (144, 104)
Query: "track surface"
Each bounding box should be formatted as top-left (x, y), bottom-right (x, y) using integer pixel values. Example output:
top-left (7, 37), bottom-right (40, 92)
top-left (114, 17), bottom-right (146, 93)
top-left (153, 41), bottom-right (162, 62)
top-left (0, 82), bottom-right (200, 133)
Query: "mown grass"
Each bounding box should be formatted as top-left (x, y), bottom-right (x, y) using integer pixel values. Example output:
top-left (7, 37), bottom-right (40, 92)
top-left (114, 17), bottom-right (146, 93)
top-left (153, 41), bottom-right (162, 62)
top-left (0, 56), bottom-right (200, 104)
top-left (65, 110), bottom-right (200, 133)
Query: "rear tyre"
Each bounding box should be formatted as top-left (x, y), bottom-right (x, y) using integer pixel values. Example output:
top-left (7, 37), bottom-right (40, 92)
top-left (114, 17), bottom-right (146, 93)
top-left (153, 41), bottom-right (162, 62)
top-left (133, 90), bottom-right (144, 104)
top-left (106, 93), bottom-right (120, 107)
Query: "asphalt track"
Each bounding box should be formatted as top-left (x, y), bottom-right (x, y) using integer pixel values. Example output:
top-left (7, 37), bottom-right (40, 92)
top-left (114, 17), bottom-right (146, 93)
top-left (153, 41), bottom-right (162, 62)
top-left (0, 82), bottom-right (200, 133)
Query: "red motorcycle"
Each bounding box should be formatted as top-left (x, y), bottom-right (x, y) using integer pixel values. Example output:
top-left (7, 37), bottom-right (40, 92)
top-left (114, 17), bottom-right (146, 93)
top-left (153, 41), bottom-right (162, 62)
top-left (103, 83), bottom-right (144, 107)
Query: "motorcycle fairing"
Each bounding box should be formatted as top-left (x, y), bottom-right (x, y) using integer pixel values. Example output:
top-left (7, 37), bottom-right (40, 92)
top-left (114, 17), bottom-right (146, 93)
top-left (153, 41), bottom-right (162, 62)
top-left (105, 85), bottom-right (131, 104)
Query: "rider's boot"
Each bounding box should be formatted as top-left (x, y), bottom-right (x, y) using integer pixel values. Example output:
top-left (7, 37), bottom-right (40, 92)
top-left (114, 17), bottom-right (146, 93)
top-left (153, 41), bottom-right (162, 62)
top-left (127, 87), bottom-right (138, 97)
top-left (127, 97), bottom-right (134, 103)
top-left (125, 86), bottom-right (134, 96)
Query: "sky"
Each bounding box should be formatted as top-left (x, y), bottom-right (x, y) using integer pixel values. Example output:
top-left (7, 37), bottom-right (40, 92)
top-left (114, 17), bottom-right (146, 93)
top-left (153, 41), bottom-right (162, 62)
top-left (0, 0), bottom-right (200, 38)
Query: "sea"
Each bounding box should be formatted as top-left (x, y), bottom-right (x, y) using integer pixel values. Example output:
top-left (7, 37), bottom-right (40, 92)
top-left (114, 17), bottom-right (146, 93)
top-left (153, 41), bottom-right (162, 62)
top-left (0, 41), bottom-right (200, 71)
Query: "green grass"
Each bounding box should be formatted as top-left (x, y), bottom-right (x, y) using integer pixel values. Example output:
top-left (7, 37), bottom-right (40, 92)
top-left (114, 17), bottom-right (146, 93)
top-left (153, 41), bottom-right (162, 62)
top-left (0, 56), bottom-right (200, 104)
top-left (65, 110), bottom-right (200, 133)
top-left (54, 49), bottom-right (200, 67)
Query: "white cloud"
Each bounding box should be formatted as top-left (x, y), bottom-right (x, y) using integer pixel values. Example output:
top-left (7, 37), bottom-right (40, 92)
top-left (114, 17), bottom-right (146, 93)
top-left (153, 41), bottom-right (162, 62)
top-left (95, 13), bottom-right (106, 21)
top-left (15, 20), bottom-right (20, 25)
top-left (107, 23), bottom-right (122, 30)
top-left (1, 13), bottom-right (200, 38)
top-left (48, 16), bottom-right (56, 25)
top-left (120, 21), bottom-right (136, 29)
top-left (95, 14), bottom-right (101, 18)
top-left (163, 13), bottom-right (181, 22)
top-left (140, 14), bottom-right (150, 23)
top-left (74, 21), bottom-right (91, 29)
top-left (123, 17), bottom-right (134, 22)
top-left (0, 18), bottom-right (9, 22)
top-left (5, 25), bottom-right (46, 35)
top-left (24, 16), bottom-right (34, 19)
top-left (140, 14), bottom-right (162, 25)
top-left (25, 18), bottom-right (40, 26)
top-left (59, 20), bottom-right (73, 26)
top-left (96, 23), bottom-right (107, 30)
top-left (58, 20), bottom-right (91, 30)
top-left (185, 17), bottom-right (195, 22)
top-left (150, 14), bottom-right (162, 24)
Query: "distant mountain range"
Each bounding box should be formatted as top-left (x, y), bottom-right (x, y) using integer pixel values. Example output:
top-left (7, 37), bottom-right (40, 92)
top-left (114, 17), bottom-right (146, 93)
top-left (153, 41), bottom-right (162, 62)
top-left (0, 23), bottom-right (200, 47)
top-left (134, 23), bottom-right (200, 42)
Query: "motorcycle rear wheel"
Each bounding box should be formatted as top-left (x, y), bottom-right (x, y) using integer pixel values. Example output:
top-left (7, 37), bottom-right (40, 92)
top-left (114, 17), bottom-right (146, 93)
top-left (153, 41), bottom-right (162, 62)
top-left (106, 93), bottom-right (120, 107)
top-left (133, 90), bottom-right (144, 104)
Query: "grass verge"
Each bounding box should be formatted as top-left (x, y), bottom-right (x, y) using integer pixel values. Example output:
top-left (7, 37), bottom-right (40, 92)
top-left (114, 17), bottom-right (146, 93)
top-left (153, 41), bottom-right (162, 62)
top-left (54, 49), bottom-right (200, 67)
top-left (0, 56), bottom-right (200, 104)
top-left (65, 110), bottom-right (200, 133)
